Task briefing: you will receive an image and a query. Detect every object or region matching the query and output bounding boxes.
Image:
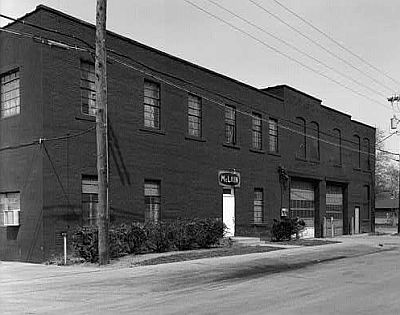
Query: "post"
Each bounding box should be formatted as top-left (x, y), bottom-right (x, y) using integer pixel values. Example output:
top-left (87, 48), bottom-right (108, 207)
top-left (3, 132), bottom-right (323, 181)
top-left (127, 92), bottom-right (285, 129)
top-left (95, 0), bottom-right (109, 265)
top-left (398, 156), bottom-right (400, 233)
top-left (61, 232), bottom-right (67, 265)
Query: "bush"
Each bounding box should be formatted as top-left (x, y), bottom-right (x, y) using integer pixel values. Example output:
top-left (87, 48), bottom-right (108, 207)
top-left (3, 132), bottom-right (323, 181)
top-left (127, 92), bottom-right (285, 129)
top-left (144, 222), bottom-right (173, 253)
top-left (127, 223), bottom-right (147, 254)
top-left (71, 226), bottom-right (99, 263)
top-left (71, 218), bottom-right (227, 262)
top-left (271, 217), bottom-right (306, 241)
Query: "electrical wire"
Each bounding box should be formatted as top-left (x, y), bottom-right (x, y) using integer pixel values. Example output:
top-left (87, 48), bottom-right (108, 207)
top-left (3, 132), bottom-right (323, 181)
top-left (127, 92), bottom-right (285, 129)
top-left (1, 11), bottom-right (391, 149)
top-left (271, 0), bottom-right (400, 88)
top-left (183, 0), bottom-right (391, 111)
top-left (1, 17), bottom-right (380, 158)
top-left (206, 0), bottom-right (388, 99)
top-left (247, 0), bottom-right (396, 94)
top-left (42, 142), bottom-right (72, 206)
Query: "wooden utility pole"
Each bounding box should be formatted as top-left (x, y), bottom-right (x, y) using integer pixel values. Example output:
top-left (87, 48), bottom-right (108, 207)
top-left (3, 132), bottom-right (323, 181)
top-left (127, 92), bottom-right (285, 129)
top-left (95, 0), bottom-right (109, 265)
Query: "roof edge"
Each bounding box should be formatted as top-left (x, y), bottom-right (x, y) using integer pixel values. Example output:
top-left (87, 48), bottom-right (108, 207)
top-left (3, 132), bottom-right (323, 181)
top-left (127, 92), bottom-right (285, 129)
top-left (8, 5), bottom-right (283, 102)
top-left (262, 84), bottom-right (322, 103)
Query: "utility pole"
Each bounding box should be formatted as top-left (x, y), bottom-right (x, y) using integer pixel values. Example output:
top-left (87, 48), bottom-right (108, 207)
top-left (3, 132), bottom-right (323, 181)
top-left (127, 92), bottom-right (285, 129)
top-left (95, 0), bottom-right (109, 265)
top-left (388, 95), bottom-right (400, 234)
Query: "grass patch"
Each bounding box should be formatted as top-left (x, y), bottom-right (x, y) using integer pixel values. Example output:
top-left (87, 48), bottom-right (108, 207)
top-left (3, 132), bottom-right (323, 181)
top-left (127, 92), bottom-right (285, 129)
top-left (133, 246), bottom-right (282, 266)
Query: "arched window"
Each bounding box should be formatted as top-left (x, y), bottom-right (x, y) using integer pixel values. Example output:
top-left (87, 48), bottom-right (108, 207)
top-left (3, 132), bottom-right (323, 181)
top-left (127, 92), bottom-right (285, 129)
top-left (363, 138), bottom-right (371, 170)
top-left (309, 121), bottom-right (319, 161)
top-left (354, 135), bottom-right (361, 169)
top-left (296, 117), bottom-right (306, 159)
top-left (333, 128), bottom-right (342, 165)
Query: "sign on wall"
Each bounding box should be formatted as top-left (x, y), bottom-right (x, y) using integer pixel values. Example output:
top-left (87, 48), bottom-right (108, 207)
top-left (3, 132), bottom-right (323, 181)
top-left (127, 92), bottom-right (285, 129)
top-left (218, 170), bottom-right (241, 187)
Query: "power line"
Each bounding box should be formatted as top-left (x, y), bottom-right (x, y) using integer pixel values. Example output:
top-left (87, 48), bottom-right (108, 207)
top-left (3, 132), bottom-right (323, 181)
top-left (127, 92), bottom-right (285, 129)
top-left (271, 0), bottom-right (400, 88)
top-left (42, 142), bottom-right (71, 206)
top-left (248, 0), bottom-right (396, 94)
top-left (0, 13), bottom-right (94, 50)
top-left (207, 0), bottom-right (388, 100)
top-left (183, 0), bottom-right (391, 111)
top-left (2, 18), bottom-right (377, 157)
top-left (2, 23), bottom-right (374, 148)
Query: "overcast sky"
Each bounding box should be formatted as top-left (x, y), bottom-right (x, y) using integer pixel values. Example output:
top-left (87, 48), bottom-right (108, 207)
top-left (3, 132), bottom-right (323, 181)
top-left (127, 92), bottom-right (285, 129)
top-left (2, 0), bottom-right (400, 152)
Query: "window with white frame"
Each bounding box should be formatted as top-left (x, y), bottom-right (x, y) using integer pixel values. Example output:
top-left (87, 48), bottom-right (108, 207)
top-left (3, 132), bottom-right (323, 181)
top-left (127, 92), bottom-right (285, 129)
top-left (0, 192), bottom-right (20, 226)
top-left (144, 180), bottom-right (160, 222)
top-left (144, 80), bottom-right (161, 129)
top-left (81, 175), bottom-right (98, 226)
top-left (225, 105), bottom-right (236, 144)
top-left (268, 118), bottom-right (278, 153)
top-left (1, 69), bottom-right (20, 118)
top-left (253, 188), bottom-right (263, 224)
top-left (80, 61), bottom-right (96, 116)
top-left (188, 94), bottom-right (202, 137)
top-left (252, 113), bottom-right (262, 150)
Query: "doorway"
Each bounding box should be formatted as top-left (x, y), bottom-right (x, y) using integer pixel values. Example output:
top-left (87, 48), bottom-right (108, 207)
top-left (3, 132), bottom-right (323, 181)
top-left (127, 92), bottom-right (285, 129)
top-left (354, 206), bottom-right (360, 234)
top-left (223, 188), bottom-right (235, 237)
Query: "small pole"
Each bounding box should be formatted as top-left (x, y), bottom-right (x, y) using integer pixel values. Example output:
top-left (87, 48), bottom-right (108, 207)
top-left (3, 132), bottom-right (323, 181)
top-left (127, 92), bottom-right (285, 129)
top-left (331, 217), bottom-right (334, 238)
top-left (62, 232), bottom-right (67, 265)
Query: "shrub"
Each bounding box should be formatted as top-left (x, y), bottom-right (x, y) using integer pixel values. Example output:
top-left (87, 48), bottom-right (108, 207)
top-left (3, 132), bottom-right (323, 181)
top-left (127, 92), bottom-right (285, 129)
top-left (71, 226), bottom-right (99, 263)
top-left (144, 222), bottom-right (173, 253)
top-left (71, 217), bottom-right (227, 262)
top-left (195, 218), bottom-right (226, 248)
top-left (271, 217), bottom-right (306, 241)
top-left (127, 223), bottom-right (147, 254)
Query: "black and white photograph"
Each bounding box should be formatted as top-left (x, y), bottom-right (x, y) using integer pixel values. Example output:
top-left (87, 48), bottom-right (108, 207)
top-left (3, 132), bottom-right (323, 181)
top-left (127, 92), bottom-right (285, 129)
top-left (1, 1), bottom-right (400, 314)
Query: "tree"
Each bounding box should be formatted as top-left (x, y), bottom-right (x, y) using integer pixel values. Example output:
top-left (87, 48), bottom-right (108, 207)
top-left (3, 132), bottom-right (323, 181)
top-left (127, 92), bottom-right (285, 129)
top-left (375, 129), bottom-right (399, 199)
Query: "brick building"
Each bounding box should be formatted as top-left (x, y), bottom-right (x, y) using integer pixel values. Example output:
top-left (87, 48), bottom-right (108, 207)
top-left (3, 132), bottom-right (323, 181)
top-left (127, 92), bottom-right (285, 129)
top-left (0, 6), bottom-right (375, 262)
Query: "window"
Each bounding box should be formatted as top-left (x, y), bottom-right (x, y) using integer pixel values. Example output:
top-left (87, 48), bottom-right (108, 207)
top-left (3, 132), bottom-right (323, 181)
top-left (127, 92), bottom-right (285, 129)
top-left (80, 61), bottom-right (96, 116)
top-left (81, 175), bottom-right (98, 226)
top-left (354, 135), bottom-right (361, 169)
top-left (268, 118), bottom-right (278, 153)
top-left (188, 94), bottom-right (202, 137)
top-left (363, 138), bottom-right (371, 170)
top-left (144, 81), bottom-right (160, 129)
top-left (252, 113), bottom-right (262, 150)
top-left (333, 128), bottom-right (342, 165)
top-left (225, 106), bottom-right (236, 144)
top-left (309, 122), bottom-right (319, 161)
top-left (296, 117), bottom-right (306, 159)
top-left (144, 180), bottom-right (160, 222)
top-left (1, 69), bottom-right (20, 118)
top-left (0, 192), bottom-right (20, 226)
top-left (253, 188), bottom-right (264, 224)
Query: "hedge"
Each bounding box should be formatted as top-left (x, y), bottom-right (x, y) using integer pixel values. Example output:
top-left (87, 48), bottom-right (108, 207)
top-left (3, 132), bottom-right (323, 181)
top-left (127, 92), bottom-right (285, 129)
top-left (71, 218), bottom-right (226, 263)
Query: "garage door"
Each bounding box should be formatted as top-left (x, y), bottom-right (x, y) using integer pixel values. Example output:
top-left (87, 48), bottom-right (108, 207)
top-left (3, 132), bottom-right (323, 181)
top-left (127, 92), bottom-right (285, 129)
top-left (326, 184), bottom-right (343, 236)
top-left (290, 180), bottom-right (315, 238)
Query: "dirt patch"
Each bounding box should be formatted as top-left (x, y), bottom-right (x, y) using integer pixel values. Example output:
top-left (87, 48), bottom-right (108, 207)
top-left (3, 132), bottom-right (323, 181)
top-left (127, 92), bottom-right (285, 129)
top-left (133, 246), bottom-right (283, 266)
top-left (268, 239), bottom-right (340, 246)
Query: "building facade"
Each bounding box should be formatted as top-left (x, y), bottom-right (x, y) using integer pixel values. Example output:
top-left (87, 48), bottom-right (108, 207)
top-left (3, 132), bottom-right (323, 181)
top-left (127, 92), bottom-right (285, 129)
top-left (0, 6), bottom-right (375, 262)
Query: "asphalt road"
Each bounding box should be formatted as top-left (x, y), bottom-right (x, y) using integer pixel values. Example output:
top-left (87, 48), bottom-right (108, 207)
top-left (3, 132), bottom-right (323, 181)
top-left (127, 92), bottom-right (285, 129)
top-left (2, 235), bottom-right (400, 314)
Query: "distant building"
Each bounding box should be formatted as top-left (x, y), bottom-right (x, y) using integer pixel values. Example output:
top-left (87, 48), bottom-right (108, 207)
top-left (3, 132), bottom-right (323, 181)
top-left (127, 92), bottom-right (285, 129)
top-left (0, 6), bottom-right (375, 262)
top-left (375, 199), bottom-right (398, 226)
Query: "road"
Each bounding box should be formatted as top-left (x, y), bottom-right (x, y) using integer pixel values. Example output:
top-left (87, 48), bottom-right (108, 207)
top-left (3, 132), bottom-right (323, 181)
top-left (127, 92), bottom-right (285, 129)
top-left (1, 235), bottom-right (400, 314)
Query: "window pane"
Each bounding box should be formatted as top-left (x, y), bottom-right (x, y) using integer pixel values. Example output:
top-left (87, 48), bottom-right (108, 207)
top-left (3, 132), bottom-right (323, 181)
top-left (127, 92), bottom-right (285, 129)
top-left (80, 62), bottom-right (96, 116)
top-left (1, 69), bottom-right (20, 118)
top-left (144, 181), bottom-right (161, 222)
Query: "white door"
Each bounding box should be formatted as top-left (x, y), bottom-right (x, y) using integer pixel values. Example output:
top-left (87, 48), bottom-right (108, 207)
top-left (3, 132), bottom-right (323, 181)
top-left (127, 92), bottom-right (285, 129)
top-left (355, 207), bottom-right (360, 234)
top-left (223, 188), bottom-right (235, 237)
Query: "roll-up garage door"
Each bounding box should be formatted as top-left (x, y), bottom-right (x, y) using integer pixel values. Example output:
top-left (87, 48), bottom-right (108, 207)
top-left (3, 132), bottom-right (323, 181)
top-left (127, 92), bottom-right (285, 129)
top-left (326, 184), bottom-right (343, 236)
top-left (290, 180), bottom-right (315, 238)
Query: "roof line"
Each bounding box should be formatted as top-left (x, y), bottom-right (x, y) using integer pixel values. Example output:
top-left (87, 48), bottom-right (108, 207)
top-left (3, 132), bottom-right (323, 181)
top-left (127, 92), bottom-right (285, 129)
top-left (263, 84), bottom-right (322, 102)
top-left (6, 4), bottom-right (283, 102)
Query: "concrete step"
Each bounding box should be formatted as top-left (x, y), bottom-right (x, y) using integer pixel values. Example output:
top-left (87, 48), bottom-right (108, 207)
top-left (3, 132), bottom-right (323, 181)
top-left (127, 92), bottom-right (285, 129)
top-left (231, 237), bottom-right (266, 246)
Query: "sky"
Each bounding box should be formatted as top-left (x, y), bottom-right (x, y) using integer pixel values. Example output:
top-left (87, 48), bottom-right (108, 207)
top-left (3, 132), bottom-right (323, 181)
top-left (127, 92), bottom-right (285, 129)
top-left (2, 0), bottom-right (400, 153)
